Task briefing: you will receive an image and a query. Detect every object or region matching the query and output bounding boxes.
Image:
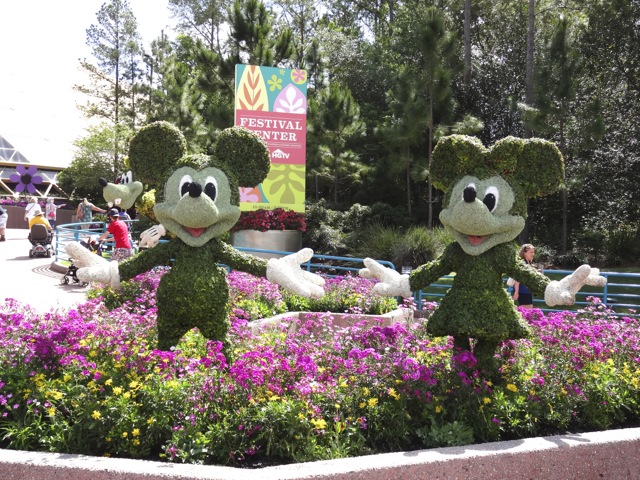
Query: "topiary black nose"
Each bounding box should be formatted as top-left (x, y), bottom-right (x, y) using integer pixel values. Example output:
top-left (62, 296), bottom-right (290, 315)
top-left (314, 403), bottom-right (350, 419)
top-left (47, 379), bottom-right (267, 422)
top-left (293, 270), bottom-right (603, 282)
top-left (188, 182), bottom-right (202, 198)
top-left (463, 186), bottom-right (477, 203)
top-left (98, 177), bottom-right (108, 187)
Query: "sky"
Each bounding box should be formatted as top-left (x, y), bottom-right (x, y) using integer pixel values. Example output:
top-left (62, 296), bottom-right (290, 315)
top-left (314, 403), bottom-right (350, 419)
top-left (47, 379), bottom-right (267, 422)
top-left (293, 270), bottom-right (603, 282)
top-left (0, 0), bottom-right (177, 168)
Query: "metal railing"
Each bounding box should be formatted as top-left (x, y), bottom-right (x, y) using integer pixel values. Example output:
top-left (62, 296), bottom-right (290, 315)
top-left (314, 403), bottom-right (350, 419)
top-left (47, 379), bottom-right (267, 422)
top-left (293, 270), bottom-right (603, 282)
top-left (55, 220), bottom-right (138, 262)
top-left (54, 222), bottom-right (640, 316)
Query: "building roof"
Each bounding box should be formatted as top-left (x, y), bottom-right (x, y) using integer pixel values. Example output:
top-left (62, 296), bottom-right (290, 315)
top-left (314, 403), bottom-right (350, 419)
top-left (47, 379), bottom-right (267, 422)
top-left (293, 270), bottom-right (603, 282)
top-left (0, 135), bottom-right (66, 197)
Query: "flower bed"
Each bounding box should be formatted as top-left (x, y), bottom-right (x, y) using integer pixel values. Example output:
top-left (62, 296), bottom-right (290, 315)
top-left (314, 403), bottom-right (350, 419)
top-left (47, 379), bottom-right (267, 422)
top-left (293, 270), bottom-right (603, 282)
top-left (230, 207), bottom-right (306, 233)
top-left (1, 268), bottom-right (639, 468)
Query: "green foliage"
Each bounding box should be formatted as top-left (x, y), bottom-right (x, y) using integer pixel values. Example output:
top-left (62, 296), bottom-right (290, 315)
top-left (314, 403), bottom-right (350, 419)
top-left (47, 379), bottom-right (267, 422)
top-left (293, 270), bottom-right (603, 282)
top-left (416, 421), bottom-right (475, 448)
top-left (213, 126), bottom-right (271, 188)
top-left (128, 121), bottom-right (187, 188)
top-left (58, 123), bottom-right (132, 201)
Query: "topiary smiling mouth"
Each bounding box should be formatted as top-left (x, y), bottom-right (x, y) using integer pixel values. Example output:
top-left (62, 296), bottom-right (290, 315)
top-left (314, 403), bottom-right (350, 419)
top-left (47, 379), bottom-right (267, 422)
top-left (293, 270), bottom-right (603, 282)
top-left (185, 227), bottom-right (206, 237)
top-left (468, 235), bottom-right (487, 246)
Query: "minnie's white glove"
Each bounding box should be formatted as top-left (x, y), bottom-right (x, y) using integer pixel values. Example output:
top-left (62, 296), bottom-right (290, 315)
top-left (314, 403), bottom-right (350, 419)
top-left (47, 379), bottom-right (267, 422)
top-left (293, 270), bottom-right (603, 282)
top-left (65, 242), bottom-right (121, 288)
top-left (139, 224), bottom-right (166, 248)
top-left (266, 248), bottom-right (325, 299)
top-left (359, 258), bottom-right (412, 298)
top-left (545, 264), bottom-right (606, 307)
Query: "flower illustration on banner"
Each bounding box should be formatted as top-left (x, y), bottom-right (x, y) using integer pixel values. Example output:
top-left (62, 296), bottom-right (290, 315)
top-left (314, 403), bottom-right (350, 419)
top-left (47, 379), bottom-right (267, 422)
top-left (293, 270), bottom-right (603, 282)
top-left (291, 69), bottom-right (307, 85)
top-left (274, 84), bottom-right (306, 114)
top-left (267, 74), bottom-right (283, 92)
top-left (239, 187), bottom-right (261, 203)
top-left (9, 165), bottom-right (43, 194)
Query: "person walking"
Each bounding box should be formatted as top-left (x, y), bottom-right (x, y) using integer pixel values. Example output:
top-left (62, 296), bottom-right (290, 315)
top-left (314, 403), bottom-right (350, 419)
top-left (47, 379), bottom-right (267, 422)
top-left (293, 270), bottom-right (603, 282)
top-left (96, 208), bottom-right (134, 262)
top-left (45, 198), bottom-right (66, 230)
top-left (23, 196), bottom-right (39, 223)
top-left (0, 205), bottom-right (7, 241)
top-left (76, 198), bottom-right (106, 230)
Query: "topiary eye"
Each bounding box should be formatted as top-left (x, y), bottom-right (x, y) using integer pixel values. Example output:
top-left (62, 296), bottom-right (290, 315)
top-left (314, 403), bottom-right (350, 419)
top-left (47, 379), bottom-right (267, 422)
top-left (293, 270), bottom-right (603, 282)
top-left (120, 171), bottom-right (133, 184)
top-left (483, 186), bottom-right (499, 212)
top-left (204, 176), bottom-right (218, 202)
top-left (179, 174), bottom-right (193, 197)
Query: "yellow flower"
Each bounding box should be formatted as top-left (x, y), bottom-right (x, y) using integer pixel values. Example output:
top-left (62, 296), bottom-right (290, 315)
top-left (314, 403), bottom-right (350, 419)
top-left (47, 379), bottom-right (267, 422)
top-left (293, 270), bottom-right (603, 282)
top-left (483, 397), bottom-right (491, 404)
top-left (123, 392), bottom-right (131, 399)
top-left (105, 379), bottom-right (113, 386)
top-left (47, 407), bottom-right (56, 416)
top-left (358, 402), bottom-right (366, 409)
top-left (112, 387), bottom-right (123, 396)
top-left (147, 417), bottom-right (156, 424)
top-left (388, 388), bottom-right (400, 400)
top-left (367, 397), bottom-right (378, 407)
top-left (129, 381), bottom-right (139, 389)
top-left (506, 384), bottom-right (518, 393)
top-left (132, 428), bottom-right (140, 437)
top-left (92, 410), bottom-right (101, 420)
top-left (122, 432), bottom-right (128, 438)
top-left (632, 377), bottom-right (639, 388)
top-left (132, 439), bottom-right (140, 446)
top-left (435, 405), bottom-right (442, 413)
top-left (310, 418), bottom-right (327, 430)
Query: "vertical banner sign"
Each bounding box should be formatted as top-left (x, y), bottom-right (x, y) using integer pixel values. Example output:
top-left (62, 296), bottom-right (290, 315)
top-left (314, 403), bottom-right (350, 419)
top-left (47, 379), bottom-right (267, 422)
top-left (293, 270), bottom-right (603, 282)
top-left (234, 64), bottom-right (307, 213)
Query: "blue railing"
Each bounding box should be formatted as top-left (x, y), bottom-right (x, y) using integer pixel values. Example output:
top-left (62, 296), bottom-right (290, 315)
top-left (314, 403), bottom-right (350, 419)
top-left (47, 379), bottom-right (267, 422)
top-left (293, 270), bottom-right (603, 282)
top-left (55, 220), bottom-right (137, 263)
top-left (55, 222), bottom-right (640, 316)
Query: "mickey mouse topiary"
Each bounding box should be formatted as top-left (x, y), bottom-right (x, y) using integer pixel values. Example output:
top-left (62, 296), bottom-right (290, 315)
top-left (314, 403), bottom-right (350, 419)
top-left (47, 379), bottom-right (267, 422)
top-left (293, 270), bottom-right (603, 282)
top-left (361, 134), bottom-right (606, 372)
top-left (67, 122), bottom-right (325, 359)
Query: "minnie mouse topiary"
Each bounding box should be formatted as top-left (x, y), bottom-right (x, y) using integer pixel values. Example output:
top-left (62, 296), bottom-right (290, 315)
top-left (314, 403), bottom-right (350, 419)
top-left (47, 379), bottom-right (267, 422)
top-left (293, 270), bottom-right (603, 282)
top-left (360, 135), bottom-right (606, 371)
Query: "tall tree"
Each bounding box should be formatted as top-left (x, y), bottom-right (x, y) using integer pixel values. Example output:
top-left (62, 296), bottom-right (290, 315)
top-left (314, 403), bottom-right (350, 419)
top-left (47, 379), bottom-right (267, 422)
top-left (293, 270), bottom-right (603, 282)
top-left (308, 82), bottom-right (366, 204)
top-left (393, 6), bottom-right (457, 227)
top-left (75, 0), bottom-right (141, 172)
top-left (58, 123), bottom-right (133, 201)
top-left (270, 0), bottom-right (320, 69)
top-left (168, 0), bottom-right (228, 54)
top-left (228, 0), bottom-right (294, 66)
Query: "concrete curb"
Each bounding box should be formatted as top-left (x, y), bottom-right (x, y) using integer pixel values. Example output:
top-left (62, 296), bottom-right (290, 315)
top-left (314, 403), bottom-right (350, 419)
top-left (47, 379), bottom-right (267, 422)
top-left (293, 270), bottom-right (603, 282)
top-left (1, 427), bottom-right (639, 479)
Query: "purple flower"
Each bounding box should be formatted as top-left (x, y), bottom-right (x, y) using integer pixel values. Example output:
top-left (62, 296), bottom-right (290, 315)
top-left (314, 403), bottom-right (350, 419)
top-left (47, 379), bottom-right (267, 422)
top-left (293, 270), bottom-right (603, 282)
top-left (9, 165), bottom-right (43, 194)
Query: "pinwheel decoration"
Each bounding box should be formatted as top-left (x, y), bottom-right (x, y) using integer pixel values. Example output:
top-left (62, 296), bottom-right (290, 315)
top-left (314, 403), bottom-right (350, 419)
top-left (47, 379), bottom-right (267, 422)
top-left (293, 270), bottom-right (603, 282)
top-left (10, 165), bottom-right (43, 194)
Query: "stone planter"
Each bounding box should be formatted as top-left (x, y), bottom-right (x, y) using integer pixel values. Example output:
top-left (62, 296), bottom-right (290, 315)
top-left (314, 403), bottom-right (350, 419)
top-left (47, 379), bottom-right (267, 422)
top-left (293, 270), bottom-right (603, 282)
top-left (230, 229), bottom-right (302, 259)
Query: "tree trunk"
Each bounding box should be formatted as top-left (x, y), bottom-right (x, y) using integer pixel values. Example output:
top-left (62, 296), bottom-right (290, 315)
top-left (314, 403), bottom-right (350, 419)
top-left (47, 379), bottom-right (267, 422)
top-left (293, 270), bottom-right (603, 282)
top-left (406, 153), bottom-right (412, 216)
top-left (525, 0), bottom-right (535, 139)
top-left (427, 96), bottom-right (434, 228)
top-left (464, 0), bottom-right (472, 85)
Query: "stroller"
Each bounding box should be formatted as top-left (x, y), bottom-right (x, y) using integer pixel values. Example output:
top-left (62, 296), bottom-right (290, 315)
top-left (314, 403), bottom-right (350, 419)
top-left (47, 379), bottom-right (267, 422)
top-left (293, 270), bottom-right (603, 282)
top-left (28, 224), bottom-right (54, 258)
top-left (60, 237), bottom-right (103, 286)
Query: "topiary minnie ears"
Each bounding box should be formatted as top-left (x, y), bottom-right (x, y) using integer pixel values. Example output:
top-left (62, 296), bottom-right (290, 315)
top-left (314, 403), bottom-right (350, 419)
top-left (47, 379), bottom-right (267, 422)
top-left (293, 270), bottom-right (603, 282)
top-left (431, 134), bottom-right (565, 198)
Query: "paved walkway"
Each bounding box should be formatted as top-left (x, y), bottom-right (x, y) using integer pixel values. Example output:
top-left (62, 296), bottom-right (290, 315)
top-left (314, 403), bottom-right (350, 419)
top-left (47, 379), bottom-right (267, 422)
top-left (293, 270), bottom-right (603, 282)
top-left (1, 228), bottom-right (89, 311)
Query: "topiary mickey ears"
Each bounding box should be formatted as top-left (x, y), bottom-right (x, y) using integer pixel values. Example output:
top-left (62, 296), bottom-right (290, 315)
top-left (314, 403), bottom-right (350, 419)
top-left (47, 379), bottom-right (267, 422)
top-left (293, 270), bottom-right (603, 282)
top-left (213, 127), bottom-right (271, 187)
top-left (129, 121), bottom-right (187, 187)
top-left (431, 135), bottom-right (487, 191)
top-left (431, 134), bottom-right (564, 198)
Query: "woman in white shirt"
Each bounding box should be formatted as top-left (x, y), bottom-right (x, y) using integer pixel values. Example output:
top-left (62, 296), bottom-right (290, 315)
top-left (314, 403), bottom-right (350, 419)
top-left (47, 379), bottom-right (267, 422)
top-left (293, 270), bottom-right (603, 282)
top-left (23, 196), bottom-right (39, 223)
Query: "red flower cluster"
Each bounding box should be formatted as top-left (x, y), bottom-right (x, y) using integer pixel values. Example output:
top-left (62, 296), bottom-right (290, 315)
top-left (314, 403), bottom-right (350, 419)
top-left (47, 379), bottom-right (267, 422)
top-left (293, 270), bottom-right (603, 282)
top-left (231, 207), bottom-right (306, 233)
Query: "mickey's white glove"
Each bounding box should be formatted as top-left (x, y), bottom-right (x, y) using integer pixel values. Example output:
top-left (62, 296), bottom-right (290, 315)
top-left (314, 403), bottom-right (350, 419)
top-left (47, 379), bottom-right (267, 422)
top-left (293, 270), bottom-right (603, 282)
top-left (266, 248), bottom-right (325, 299)
top-left (139, 224), bottom-right (166, 248)
top-left (359, 258), bottom-right (412, 298)
top-left (544, 264), bottom-right (607, 307)
top-left (65, 242), bottom-right (120, 288)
